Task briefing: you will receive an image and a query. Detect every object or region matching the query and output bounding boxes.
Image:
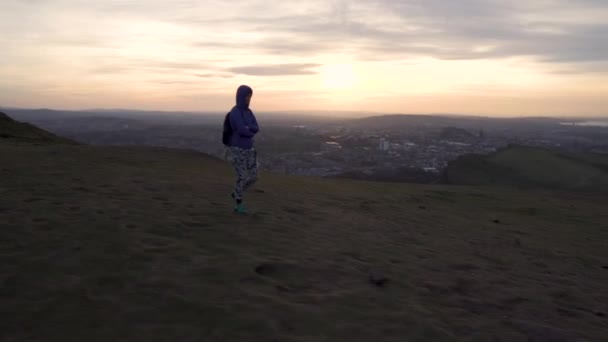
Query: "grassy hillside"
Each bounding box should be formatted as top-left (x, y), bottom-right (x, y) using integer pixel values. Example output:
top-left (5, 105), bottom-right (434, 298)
top-left (444, 145), bottom-right (608, 191)
top-left (1, 144), bottom-right (607, 341)
top-left (0, 111), bottom-right (77, 145)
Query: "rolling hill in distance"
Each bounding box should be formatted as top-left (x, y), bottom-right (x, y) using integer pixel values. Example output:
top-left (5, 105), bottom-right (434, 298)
top-left (445, 145), bottom-right (608, 192)
top-left (1, 112), bottom-right (607, 341)
top-left (4, 106), bottom-right (608, 123)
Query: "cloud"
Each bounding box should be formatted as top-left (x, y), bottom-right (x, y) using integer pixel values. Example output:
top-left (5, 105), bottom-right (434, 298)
top-left (2, 0), bottom-right (608, 101)
top-left (154, 80), bottom-right (200, 85)
top-left (227, 63), bottom-right (321, 76)
top-left (180, 0), bottom-right (608, 70)
top-left (194, 73), bottom-right (233, 78)
top-left (87, 58), bottom-right (215, 76)
top-left (90, 65), bottom-right (132, 75)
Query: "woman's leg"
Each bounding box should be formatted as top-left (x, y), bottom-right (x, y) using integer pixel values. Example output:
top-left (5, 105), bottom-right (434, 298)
top-left (230, 147), bottom-right (248, 201)
top-left (243, 148), bottom-right (259, 192)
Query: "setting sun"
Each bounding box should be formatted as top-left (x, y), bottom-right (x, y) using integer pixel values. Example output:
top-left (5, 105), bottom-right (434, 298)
top-left (321, 64), bottom-right (358, 90)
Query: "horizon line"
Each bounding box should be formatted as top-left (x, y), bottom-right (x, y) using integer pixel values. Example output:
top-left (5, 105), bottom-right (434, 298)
top-left (1, 105), bottom-right (607, 121)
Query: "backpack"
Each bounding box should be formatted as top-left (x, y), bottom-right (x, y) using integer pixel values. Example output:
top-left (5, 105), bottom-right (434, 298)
top-left (222, 112), bottom-right (232, 146)
top-left (222, 108), bottom-right (245, 146)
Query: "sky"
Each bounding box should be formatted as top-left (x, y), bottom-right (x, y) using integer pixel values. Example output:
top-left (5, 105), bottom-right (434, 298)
top-left (1, 0), bottom-right (607, 117)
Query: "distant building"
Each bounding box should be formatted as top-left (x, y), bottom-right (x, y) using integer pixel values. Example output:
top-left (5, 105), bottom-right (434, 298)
top-left (322, 142), bottom-right (342, 152)
top-left (443, 141), bottom-right (471, 147)
top-left (379, 138), bottom-right (390, 151)
top-left (402, 141), bottom-right (417, 151)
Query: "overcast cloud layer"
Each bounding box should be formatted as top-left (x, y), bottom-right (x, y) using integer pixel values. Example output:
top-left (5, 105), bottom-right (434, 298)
top-left (1, 0), bottom-right (607, 116)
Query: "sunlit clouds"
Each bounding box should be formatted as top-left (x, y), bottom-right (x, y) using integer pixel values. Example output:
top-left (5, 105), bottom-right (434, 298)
top-left (1, 0), bottom-right (607, 116)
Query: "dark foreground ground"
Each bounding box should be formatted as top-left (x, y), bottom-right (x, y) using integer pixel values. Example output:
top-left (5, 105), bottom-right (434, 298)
top-left (1, 145), bottom-right (607, 341)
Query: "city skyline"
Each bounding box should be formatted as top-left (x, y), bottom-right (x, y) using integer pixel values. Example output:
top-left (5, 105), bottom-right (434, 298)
top-left (2, 0), bottom-right (608, 117)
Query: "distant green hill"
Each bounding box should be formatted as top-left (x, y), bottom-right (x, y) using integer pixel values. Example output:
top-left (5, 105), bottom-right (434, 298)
top-left (0, 111), bottom-right (77, 145)
top-left (438, 127), bottom-right (477, 142)
top-left (444, 145), bottom-right (608, 191)
top-left (1, 143), bottom-right (607, 341)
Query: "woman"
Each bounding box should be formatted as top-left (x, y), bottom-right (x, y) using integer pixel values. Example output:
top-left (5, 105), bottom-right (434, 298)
top-left (228, 85), bottom-right (259, 214)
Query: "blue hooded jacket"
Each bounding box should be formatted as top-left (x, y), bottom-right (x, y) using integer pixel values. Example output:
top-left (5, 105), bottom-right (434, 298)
top-left (229, 85), bottom-right (259, 149)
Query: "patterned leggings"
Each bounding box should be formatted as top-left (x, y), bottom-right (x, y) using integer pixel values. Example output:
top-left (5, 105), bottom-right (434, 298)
top-left (230, 146), bottom-right (258, 200)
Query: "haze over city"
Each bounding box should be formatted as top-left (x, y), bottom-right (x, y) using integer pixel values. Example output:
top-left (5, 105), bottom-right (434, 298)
top-left (2, 0), bottom-right (608, 116)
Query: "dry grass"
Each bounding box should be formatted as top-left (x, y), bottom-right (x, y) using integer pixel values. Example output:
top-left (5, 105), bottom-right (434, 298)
top-left (1, 145), bottom-right (607, 341)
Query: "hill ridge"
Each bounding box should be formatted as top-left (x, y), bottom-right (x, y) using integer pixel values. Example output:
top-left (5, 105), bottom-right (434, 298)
top-left (0, 111), bottom-right (77, 145)
top-left (445, 144), bottom-right (608, 191)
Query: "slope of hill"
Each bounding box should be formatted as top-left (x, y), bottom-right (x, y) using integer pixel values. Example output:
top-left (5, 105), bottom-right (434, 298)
top-left (1, 144), bottom-right (607, 341)
top-left (333, 167), bottom-right (440, 184)
top-left (0, 112), bottom-right (77, 145)
top-left (438, 127), bottom-right (478, 142)
top-left (444, 145), bottom-right (608, 191)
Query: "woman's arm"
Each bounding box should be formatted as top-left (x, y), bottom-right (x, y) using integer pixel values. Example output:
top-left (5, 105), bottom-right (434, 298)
top-left (249, 111), bottom-right (260, 133)
top-left (230, 108), bottom-right (254, 137)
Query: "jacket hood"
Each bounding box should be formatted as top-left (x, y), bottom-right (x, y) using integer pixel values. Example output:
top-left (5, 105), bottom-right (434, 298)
top-left (236, 85), bottom-right (253, 109)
